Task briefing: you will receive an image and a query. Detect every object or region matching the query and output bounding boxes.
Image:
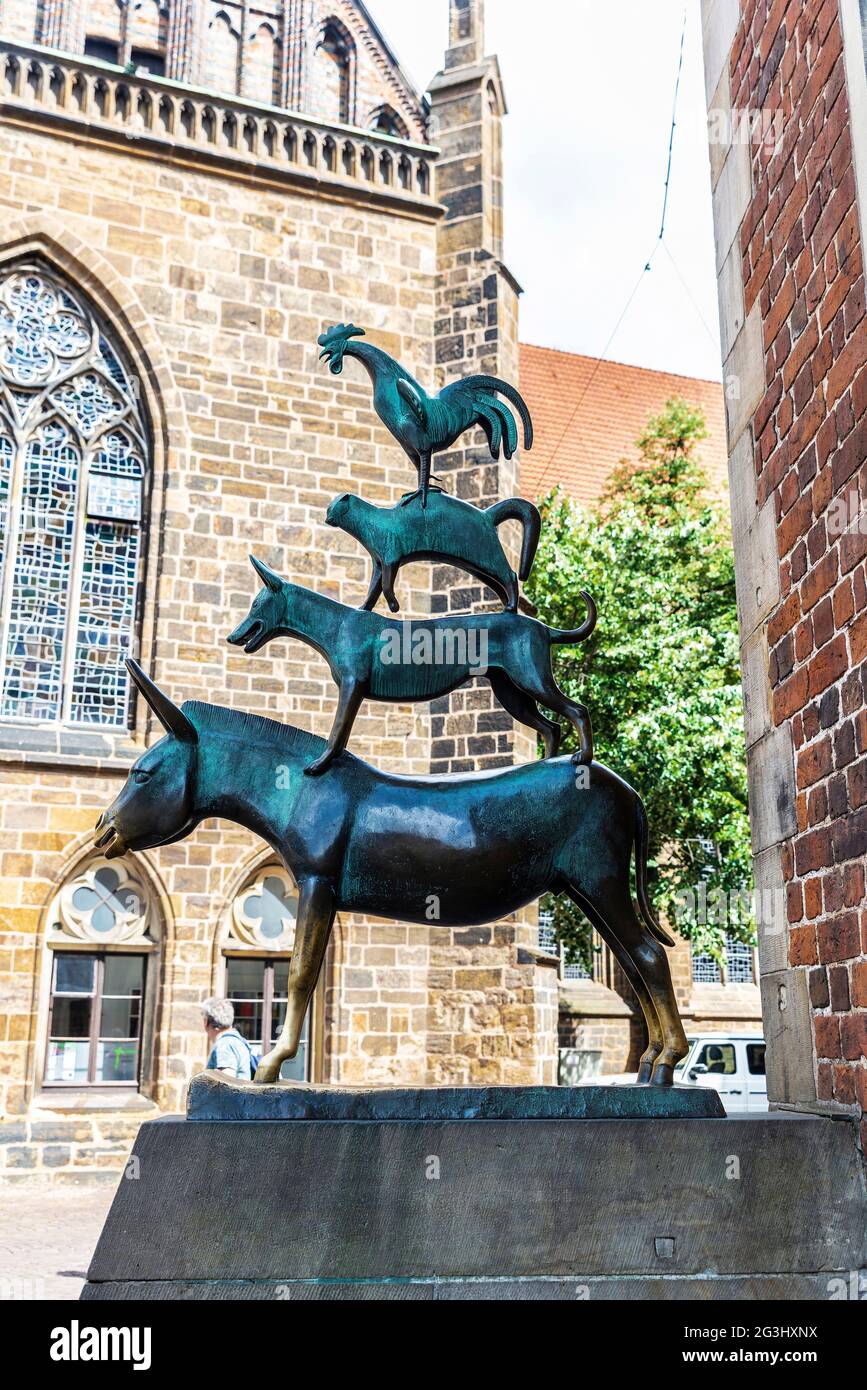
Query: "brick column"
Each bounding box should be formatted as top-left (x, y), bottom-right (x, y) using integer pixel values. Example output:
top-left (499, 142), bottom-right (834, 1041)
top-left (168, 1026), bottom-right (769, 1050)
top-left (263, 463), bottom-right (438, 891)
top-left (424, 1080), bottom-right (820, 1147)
top-left (422, 0), bottom-right (559, 1086)
top-left (701, 0), bottom-right (867, 1141)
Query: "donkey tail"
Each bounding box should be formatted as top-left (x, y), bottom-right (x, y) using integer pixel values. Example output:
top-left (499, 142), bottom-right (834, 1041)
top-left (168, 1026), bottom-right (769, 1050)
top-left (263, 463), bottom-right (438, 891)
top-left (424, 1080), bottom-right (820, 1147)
top-left (547, 590), bottom-right (597, 644)
top-left (485, 497), bottom-right (542, 580)
top-left (634, 797), bottom-right (675, 947)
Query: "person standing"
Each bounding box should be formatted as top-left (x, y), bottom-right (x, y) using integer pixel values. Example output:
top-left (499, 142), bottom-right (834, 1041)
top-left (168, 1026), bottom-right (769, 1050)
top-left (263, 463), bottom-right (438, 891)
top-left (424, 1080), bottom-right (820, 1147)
top-left (201, 997), bottom-right (258, 1080)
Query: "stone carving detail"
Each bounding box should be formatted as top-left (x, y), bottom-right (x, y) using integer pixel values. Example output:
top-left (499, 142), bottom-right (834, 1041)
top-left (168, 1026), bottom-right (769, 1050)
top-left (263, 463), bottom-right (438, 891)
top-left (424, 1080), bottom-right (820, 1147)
top-left (229, 867), bottom-right (298, 951)
top-left (54, 858), bottom-right (152, 944)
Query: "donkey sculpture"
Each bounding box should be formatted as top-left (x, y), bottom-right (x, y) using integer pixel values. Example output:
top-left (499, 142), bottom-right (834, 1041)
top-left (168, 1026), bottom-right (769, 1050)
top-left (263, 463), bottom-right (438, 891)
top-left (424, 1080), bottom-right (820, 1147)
top-left (97, 659), bottom-right (689, 1086)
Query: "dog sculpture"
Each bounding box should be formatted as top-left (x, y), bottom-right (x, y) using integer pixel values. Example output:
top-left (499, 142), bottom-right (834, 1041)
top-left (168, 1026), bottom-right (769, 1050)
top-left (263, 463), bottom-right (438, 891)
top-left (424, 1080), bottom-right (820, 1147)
top-left (96, 660), bottom-right (688, 1086)
top-left (226, 557), bottom-right (596, 774)
top-left (325, 489), bottom-right (542, 613)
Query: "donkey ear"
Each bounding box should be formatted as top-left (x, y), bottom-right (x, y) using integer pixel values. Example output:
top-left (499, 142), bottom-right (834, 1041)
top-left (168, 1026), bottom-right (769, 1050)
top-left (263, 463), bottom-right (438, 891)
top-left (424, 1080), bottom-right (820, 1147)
top-left (126, 659), bottom-right (197, 744)
top-left (250, 554), bottom-right (283, 593)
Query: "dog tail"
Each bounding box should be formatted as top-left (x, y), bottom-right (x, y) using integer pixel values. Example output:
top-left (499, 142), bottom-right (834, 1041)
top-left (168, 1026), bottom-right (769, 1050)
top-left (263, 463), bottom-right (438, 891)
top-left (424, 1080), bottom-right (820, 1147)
top-left (547, 590), bottom-right (597, 644)
top-left (634, 797), bottom-right (676, 947)
top-left (485, 498), bottom-right (542, 580)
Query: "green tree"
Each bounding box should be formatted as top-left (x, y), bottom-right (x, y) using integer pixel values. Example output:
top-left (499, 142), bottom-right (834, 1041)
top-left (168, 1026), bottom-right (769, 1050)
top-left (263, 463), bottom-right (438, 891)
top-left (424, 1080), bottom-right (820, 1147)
top-left (527, 398), bottom-right (752, 969)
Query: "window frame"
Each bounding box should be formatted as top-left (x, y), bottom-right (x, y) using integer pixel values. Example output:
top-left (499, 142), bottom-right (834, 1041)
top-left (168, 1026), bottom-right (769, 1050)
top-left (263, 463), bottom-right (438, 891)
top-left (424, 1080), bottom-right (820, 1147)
top-left (0, 261), bottom-right (152, 733)
top-left (43, 948), bottom-right (147, 1090)
top-left (223, 953), bottom-right (313, 1082)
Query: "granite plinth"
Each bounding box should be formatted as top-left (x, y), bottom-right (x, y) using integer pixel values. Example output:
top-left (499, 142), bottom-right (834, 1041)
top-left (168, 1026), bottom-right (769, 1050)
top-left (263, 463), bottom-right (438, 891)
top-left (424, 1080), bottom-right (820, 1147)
top-left (82, 1090), bottom-right (867, 1300)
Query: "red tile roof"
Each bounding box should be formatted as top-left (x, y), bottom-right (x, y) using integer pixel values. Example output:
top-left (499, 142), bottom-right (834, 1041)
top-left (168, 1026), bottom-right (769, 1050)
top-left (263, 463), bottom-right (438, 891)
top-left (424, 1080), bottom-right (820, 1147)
top-left (518, 343), bottom-right (729, 506)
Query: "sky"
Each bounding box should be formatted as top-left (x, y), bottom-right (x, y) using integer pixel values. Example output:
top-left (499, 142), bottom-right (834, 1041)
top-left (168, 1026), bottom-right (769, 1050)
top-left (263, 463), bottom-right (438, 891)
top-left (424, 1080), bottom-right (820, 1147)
top-left (370, 0), bottom-right (723, 382)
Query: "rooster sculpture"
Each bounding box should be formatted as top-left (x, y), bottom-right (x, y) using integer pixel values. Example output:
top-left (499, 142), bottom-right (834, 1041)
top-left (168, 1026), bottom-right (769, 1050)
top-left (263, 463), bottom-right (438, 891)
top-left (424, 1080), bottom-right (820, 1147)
top-left (318, 323), bottom-right (534, 507)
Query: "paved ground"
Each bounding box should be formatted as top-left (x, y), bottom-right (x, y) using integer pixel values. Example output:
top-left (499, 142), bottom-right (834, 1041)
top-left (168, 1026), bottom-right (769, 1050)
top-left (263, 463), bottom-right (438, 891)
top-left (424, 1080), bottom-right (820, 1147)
top-left (0, 1184), bottom-right (116, 1300)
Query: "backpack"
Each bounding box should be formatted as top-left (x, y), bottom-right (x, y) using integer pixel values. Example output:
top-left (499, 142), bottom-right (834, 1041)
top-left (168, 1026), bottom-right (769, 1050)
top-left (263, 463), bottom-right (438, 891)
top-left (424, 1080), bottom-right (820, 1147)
top-left (237, 1032), bottom-right (260, 1079)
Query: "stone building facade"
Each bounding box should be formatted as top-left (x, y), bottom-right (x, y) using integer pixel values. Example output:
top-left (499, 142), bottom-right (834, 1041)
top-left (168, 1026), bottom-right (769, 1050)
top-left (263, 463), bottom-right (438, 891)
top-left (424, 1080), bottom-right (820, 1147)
top-left (0, 0), bottom-right (560, 1181)
top-left (701, 0), bottom-right (867, 1149)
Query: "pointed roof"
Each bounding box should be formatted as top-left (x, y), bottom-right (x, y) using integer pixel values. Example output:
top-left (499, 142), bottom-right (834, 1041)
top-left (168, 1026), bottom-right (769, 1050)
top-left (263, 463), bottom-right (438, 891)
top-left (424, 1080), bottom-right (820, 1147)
top-left (518, 343), bottom-right (728, 506)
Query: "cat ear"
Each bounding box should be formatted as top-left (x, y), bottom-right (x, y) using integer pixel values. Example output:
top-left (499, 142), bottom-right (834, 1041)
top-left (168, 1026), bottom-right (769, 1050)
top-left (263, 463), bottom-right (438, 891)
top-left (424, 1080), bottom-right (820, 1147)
top-left (249, 554), bottom-right (283, 593)
top-left (126, 660), bottom-right (197, 743)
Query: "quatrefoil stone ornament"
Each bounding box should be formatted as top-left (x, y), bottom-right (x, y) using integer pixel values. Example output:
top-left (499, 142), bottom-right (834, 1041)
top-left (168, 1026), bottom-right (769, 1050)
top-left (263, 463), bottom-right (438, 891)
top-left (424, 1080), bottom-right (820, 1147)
top-left (56, 859), bottom-right (151, 944)
top-left (231, 869), bottom-right (298, 950)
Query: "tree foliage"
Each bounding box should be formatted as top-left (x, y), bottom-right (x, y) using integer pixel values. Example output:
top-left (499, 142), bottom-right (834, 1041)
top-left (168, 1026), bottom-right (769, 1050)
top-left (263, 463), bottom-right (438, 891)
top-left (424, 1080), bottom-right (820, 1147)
top-left (526, 398), bottom-right (753, 968)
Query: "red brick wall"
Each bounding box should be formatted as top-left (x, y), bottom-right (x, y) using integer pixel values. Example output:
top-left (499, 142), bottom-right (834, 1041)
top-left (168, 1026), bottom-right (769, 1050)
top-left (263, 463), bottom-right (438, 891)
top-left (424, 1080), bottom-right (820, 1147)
top-left (734, 0), bottom-right (866, 1143)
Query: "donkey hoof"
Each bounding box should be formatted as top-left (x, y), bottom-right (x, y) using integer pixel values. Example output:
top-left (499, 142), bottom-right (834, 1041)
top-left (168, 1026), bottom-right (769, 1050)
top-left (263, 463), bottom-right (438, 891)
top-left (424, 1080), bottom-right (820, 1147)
top-left (636, 1060), bottom-right (655, 1085)
top-left (650, 1062), bottom-right (674, 1087)
top-left (254, 1051), bottom-right (282, 1084)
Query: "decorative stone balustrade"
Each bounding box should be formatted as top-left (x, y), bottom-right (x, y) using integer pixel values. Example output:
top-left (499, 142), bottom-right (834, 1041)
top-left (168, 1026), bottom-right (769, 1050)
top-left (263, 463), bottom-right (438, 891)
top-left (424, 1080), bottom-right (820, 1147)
top-left (0, 43), bottom-right (440, 218)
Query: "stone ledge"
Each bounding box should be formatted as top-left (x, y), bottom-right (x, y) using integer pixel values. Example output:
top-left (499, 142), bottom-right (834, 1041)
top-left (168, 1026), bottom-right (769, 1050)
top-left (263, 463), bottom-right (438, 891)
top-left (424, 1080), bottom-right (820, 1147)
top-left (187, 1071), bottom-right (726, 1121)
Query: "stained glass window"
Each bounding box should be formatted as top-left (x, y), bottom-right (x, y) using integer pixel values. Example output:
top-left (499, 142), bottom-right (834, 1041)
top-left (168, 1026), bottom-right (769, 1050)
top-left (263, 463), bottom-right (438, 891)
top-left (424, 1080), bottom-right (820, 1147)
top-left (0, 263), bottom-right (148, 728)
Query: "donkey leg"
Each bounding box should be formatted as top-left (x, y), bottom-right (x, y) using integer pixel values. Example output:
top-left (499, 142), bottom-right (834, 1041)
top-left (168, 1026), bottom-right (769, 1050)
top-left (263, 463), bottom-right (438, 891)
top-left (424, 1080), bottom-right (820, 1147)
top-left (564, 889), bottom-right (663, 1083)
top-left (582, 886), bottom-right (688, 1087)
top-left (255, 878), bottom-right (336, 1083)
top-left (306, 681), bottom-right (363, 776)
top-left (488, 671), bottom-right (561, 757)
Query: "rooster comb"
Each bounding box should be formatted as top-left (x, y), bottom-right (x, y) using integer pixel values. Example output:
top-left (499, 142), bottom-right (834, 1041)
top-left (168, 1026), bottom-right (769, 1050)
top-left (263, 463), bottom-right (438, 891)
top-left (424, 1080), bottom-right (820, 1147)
top-left (317, 322), bottom-right (366, 347)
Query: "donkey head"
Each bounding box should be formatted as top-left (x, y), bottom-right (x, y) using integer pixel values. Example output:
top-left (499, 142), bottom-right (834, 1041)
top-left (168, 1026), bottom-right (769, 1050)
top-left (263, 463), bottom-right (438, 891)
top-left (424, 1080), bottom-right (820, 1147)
top-left (226, 555), bottom-right (285, 653)
top-left (94, 661), bottom-right (198, 860)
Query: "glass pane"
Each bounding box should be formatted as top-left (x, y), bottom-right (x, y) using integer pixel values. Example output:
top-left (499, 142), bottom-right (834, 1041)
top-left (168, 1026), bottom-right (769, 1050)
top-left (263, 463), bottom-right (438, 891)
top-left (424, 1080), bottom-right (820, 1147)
top-left (96, 1039), bottom-right (139, 1083)
top-left (273, 1000), bottom-right (308, 1081)
top-left (50, 995), bottom-right (92, 1038)
top-left (102, 954), bottom-right (143, 996)
top-left (747, 1043), bottom-right (766, 1075)
top-left (99, 995), bottom-right (141, 1039)
top-left (45, 1040), bottom-right (89, 1083)
top-left (231, 1000), bottom-right (263, 1046)
top-left (1, 420), bottom-right (80, 721)
top-left (226, 958), bottom-right (266, 999)
top-left (279, 1045), bottom-right (307, 1082)
top-left (273, 960), bottom-right (290, 996)
top-left (54, 953), bottom-right (96, 994)
top-left (696, 1043), bottom-right (736, 1075)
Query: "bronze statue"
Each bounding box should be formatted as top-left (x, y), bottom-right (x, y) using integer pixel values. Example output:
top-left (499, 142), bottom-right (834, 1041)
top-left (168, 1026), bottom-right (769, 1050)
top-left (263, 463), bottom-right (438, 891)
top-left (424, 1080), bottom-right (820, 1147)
top-left (97, 659), bottom-right (688, 1087)
top-left (325, 489), bottom-right (541, 613)
top-left (317, 323), bottom-right (533, 506)
top-left (95, 322), bottom-right (693, 1090)
top-left (227, 555), bottom-right (596, 773)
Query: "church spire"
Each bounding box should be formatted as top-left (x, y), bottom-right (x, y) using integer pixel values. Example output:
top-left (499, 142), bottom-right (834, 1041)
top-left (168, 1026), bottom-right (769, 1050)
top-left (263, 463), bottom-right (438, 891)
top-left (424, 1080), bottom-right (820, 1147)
top-left (445, 0), bottom-right (485, 70)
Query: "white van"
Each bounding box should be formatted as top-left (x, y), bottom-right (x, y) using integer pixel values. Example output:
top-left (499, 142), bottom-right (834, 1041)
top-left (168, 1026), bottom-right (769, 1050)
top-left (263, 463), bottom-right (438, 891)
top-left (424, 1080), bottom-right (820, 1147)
top-left (593, 1031), bottom-right (769, 1112)
top-left (674, 1032), bottom-right (768, 1112)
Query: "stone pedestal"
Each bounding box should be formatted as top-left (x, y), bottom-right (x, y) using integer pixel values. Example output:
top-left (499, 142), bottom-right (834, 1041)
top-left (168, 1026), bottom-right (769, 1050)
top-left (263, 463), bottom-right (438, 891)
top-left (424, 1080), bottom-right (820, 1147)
top-left (81, 1076), bottom-right (866, 1301)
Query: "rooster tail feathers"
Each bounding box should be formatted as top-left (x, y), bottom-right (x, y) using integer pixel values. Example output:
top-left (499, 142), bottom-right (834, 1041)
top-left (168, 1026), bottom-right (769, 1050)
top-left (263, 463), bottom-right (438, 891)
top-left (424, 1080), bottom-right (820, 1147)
top-left (485, 498), bottom-right (542, 581)
top-left (460, 375), bottom-right (534, 451)
top-left (475, 404), bottom-right (502, 459)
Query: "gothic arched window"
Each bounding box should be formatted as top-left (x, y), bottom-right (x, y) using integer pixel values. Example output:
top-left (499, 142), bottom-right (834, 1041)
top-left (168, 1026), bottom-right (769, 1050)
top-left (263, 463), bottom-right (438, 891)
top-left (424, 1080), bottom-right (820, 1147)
top-left (0, 262), bottom-right (149, 729)
top-left (203, 9), bottom-right (240, 94)
top-left (369, 105), bottom-right (408, 139)
top-left (313, 21), bottom-right (353, 125)
top-left (243, 22), bottom-right (277, 104)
